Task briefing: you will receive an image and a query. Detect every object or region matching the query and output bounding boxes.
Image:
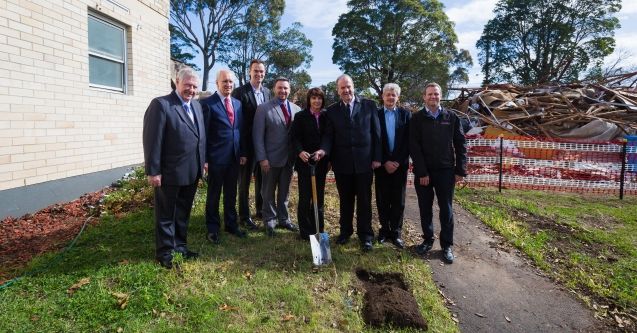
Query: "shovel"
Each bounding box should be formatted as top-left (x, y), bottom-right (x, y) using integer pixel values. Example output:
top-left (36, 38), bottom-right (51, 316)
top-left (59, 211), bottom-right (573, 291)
top-left (309, 161), bottom-right (332, 265)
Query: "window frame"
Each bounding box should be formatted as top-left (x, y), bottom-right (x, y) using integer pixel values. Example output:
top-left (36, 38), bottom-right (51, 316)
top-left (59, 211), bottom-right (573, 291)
top-left (88, 13), bottom-right (128, 93)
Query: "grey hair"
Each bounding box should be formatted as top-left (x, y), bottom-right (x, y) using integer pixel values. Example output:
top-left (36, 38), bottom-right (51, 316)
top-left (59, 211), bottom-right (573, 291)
top-left (176, 67), bottom-right (199, 82)
top-left (336, 74), bottom-right (353, 86)
top-left (424, 82), bottom-right (442, 93)
top-left (216, 68), bottom-right (237, 82)
top-left (383, 83), bottom-right (401, 96)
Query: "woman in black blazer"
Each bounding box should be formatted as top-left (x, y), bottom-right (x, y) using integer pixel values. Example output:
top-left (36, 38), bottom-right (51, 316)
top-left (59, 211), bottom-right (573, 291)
top-left (290, 88), bottom-right (329, 240)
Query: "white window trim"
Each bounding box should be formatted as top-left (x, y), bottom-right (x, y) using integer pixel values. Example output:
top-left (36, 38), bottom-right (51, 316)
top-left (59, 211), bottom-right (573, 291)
top-left (88, 13), bottom-right (128, 93)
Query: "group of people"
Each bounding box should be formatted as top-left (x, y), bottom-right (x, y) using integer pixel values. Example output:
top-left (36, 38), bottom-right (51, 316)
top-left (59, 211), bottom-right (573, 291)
top-left (142, 60), bottom-right (467, 270)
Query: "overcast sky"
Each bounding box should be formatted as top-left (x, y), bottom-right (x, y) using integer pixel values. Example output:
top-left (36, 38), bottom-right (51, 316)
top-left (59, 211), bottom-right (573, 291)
top-left (280, 0), bottom-right (637, 88)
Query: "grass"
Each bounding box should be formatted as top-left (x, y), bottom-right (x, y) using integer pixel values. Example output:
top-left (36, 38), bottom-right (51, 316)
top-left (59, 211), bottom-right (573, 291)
top-left (455, 187), bottom-right (637, 317)
top-left (0, 170), bottom-right (457, 332)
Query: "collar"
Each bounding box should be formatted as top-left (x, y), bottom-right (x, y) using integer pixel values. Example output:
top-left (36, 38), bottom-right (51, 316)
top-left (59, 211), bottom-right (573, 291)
top-left (176, 93), bottom-right (190, 107)
top-left (251, 82), bottom-right (263, 93)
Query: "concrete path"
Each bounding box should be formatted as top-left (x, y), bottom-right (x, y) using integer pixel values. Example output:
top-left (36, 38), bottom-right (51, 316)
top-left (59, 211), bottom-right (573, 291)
top-left (402, 188), bottom-right (604, 332)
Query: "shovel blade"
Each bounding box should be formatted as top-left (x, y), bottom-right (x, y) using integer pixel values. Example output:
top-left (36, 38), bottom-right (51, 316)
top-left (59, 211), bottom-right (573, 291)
top-left (310, 233), bottom-right (332, 266)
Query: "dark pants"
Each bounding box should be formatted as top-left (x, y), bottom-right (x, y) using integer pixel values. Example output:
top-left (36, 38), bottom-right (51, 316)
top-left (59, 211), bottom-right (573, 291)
top-left (238, 155), bottom-right (262, 220)
top-left (205, 162), bottom-right (240, 234)
top-left (414, 168), bottom-right (455, 248)
top-left (296, 163), bottom-right (328, 238)
top-left (374, 164), bottom-right (408, 239)
top-left (334, 171), bottom-right (374, 242)
top-left (154, 182), bottom-right (198, 261)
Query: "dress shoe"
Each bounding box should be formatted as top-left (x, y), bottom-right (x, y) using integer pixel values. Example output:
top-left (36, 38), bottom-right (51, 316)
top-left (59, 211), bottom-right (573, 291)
top-left (242, 218), bottom-right (258, 230)
top-left (335, 235), bottom-right (350, 245)
top-left (416, 241), bottom-right (433, 255)
top-left (392, 237), bottom-right (405, 249)
top-left (361, 240), bottom-right (373, 252)
top-left (157, 258), bottom-right (173, 269)
top-left (226, 228), bottom-right (247, 238)
top-left (377, 234), bottom-right (387, 244)
top-left (278, 222), bottom-right (298, 231)
top-left (265, 226), bottom-right (276, 237)
top-left (180, 250), bottom-right (199, 259)
top-left (207, 232), bottom-right (220, 245)
top-left (255, 212), bottom-right (263, 219)
top-left (443, 247), bottom-right (454, 264)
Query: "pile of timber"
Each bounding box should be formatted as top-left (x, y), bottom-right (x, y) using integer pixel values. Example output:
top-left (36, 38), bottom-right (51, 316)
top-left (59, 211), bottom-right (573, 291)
top-left (450, 72), bottom-right (637, 140)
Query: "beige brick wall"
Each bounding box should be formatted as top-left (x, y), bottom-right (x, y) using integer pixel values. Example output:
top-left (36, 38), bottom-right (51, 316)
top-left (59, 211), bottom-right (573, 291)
top-left (0, 0), bottom-right (170, 190)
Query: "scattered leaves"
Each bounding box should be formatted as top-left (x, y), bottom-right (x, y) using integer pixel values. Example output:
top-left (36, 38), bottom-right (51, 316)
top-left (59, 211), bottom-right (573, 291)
top-left (218, 303), bottom-right (239, 312)
top-left (281, 313), bottom-right (295, 322)
top-left (243, 270), bottom-right (253, 280)
top-left (67, 277), bottom-right (90, 295)
top-left (111, 292), bottom-right (129, 309)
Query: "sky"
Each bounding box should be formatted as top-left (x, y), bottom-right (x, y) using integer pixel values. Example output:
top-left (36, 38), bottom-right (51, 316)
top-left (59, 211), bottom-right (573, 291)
top-left (202, 0), bottom-right (637, 89)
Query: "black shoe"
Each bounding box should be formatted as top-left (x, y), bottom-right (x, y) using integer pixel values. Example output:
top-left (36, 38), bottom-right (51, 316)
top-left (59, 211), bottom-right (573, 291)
top-left (265, 226), bottom-right (276, 237)
top-left (255, 212), bottom-right (263, 219)
top-left (242, 218), bottom-right (258, 230)
top-left (226, 228), bottom-right (247, 238)
top-left (299, 234), bottom-right (310, 241)
top-left (157, 258), bottom-right (173, 269)
top-left (361, 240), bottom-right (373, 252)
top-left (377, 234), bottom-right (387, 244)
top-left (416, 241), bottom-right (433, 255)
top-left (207, 232), bottom-right (220, 245)
top-left (392, 237), bottom-right (405, 249)
top-left (335, 235), bottom-right (350, 245)
top-left (181, 250), bottom-right (199, 259)
top-left (278, 222), bottom-right (298, 231)
top-left (443, 247), bottom-right (454, 264)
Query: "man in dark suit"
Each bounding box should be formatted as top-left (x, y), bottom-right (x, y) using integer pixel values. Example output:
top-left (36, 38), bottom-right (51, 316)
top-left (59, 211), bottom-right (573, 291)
top-left (200, 69), bottom-right (247, 244)
top-left (375, 83), bottom-right (411, 249)
top-left (410, 82), bottom-right (467, 264)
top-left (143, 67), bottom-right (206, 269)
top-left (253, 77), bottom-right (301, 236)
top-left (315, 74), bottom-right (381, 252)
top-left (232, 59), bottom-right (271, 230)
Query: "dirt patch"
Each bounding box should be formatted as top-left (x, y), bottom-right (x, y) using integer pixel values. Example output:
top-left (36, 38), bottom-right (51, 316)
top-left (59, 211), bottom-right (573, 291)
top-left (355, 268), bottom-right (427, 330)
top-left (0, 190), bottom-right (108, 282)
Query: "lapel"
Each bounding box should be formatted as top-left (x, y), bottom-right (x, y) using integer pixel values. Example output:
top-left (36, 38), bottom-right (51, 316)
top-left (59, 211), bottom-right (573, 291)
top-left (378, 108), bottom-right (389, 152)
top-left (172, 92), bottom-right (198, 135)
top-left (213, 93), bottom-right (232, 128)
top-left (247, 87), bottom-right (257, 110)
top-left (263, 87), bottom-right (271, 103)
top-left (351, 97), bottom-right (361, 120)
top-left (232, 97), bottom-right (241, 128)
top-left (274, 100), bottom-right (287, 126)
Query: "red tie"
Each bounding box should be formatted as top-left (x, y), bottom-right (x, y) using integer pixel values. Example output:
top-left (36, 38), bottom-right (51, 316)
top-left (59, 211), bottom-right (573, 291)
top-left (281, 102), bottom-right (290, 126)
top-left (225, 97), bottom-right (234, 126)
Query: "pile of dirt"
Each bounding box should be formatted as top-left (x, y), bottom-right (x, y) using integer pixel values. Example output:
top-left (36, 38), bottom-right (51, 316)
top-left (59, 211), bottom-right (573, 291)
top-left (356, 268), bottom-right (427, 330)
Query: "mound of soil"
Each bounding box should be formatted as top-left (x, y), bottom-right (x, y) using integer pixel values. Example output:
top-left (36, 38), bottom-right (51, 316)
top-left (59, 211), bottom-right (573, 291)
top-left (356, 269), bottom-right (427, 330)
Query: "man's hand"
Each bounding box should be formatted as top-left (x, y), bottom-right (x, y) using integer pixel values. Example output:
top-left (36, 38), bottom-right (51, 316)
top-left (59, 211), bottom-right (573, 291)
top-left (371, 161), bottom-right (381, 169)
top-left (260, 160), bottom-right (270, 174)
top-left (240, 157), bottom-right (247, 165)
top-left (313, 149), bottom-right (326, 161)
top-left (204, 163), bottom-right (208, 174)
top-left (384, 161), bottom-right (399, 174)
top-left (419, 176), bottom-right (430, 186)
top-left (299, 151), bottom-right (311, 163)
top-left (147, 175), bottom-right (162, 187)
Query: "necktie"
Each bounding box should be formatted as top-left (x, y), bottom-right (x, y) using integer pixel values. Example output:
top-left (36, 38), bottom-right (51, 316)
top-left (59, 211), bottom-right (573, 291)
top-left (281, 102), bottom-right (290, 126)
top-left (225, 97), bottom-right (234, 126)
top-left (346, 102), bottom-right (352, 119)
top-left (184, 103), bottom-right (194, 123)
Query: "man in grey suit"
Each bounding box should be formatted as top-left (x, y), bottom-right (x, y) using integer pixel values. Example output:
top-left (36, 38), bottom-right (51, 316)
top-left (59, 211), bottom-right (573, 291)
top-left (232, 59), bottom-right (271, 229)
top-left (253, 77), bottom-right (300, 236)
top-left (143, 67), bottom-right (206, 269)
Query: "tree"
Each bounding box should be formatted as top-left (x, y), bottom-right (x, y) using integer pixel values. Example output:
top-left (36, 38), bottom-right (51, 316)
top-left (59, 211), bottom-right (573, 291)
top-left (331, 0), bottom-right (472, 104)
top-left (262, 22), bottom-right (313, 95)
top-left (170, 0), bottom-right (249, 91)
top-left (476, 0), bottom-right (621, 85)
top-left (169, 24), bottom-right (199, 70)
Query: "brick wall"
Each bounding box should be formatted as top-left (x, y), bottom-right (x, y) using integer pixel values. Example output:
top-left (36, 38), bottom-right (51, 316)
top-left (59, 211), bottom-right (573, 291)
top-left (0, 0), bottom-right (170, 190)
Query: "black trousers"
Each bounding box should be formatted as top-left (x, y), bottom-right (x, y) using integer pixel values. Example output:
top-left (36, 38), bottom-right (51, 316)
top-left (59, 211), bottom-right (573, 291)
top-left (334, 171), bottom-right (374, 242)
top-left (238, 154), bottom-right (262, 220)
top-left (374, 164), bottom-right (408, 239)
top-left (296, 162), bottom-right (328, 238)
top-left (205, 161), bottom-right (240, 234)
top-left (414, 168), bottom-right (455, 248)
top-left (154, 181), bottom-right (198, 261)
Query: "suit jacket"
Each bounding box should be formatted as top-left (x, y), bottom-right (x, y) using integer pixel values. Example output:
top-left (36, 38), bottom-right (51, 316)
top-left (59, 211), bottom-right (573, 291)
top-left (321, 96), bottom-right (381, 174)
top-left (201, 92), bottom-right (244, 165)
top-left (232, 82), bottom-right (272, 158)
top-left (378, 106), bottom-right (411, 166)
top-left (253, 98), bottom-right (301, 168)
top-left (290, 109), bottom-right (328, 172)
top-left (143, 91), bottom-right (206, 186)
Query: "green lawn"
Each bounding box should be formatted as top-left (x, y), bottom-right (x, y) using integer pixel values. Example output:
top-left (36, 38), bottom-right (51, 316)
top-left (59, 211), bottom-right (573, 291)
top-left (0, 170), bottom-right (457, 332)
top-left (456, 187), bottom-right (637, 320)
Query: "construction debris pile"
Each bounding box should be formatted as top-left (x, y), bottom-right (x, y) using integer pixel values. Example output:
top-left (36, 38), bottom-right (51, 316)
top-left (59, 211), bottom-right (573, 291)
top-left (451, 72), bottom-right (637, 141)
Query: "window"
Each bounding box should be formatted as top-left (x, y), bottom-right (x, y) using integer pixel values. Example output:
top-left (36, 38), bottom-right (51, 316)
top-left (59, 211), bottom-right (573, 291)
top-left (88, 14), bottom-right (126, 92)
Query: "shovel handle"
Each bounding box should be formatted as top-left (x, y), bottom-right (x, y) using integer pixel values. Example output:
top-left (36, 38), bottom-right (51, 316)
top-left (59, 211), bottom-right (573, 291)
top-left (310, 170), bottom-right (320, 235)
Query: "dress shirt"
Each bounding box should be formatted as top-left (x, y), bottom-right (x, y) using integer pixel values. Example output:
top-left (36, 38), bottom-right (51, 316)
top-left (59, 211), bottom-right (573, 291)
top-left (251, 83), bottom-right (265, 105)
top-left (384, 108), bottom-right (396, 152)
